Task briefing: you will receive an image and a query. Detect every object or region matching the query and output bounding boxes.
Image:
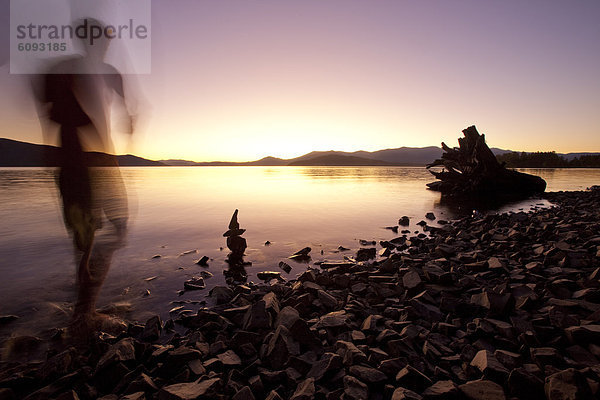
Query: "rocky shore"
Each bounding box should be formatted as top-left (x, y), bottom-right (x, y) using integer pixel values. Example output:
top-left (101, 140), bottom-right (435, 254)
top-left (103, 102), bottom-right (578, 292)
top-left (1, 189), bottom-right (599, 400)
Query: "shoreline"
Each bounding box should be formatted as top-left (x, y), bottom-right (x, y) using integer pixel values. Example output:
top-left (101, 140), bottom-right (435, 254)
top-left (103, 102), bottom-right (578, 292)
top-left (1, 188), bottom-right (599, 400)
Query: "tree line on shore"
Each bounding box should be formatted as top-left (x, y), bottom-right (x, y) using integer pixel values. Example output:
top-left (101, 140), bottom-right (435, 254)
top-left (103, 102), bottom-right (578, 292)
top-left (497, 151), bottom-right (600, 168)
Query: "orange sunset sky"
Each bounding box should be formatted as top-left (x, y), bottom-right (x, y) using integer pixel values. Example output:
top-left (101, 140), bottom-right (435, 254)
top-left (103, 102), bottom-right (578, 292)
top-left (1, 0), bottom-right (599, 162)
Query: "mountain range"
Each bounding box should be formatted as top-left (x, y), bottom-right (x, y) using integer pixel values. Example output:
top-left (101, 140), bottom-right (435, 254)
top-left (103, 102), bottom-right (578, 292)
top-left (1, 137), bottom-right (598, 167)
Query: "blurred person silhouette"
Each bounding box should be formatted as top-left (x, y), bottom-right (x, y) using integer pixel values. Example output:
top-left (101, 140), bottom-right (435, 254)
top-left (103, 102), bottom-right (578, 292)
top-left (35, 17), bottom-right (136, 337)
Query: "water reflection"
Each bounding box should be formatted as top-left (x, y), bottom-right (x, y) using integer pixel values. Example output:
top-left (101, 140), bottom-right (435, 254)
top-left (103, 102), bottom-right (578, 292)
top-left (298, 166), bottom-right (429, 181)
top-left (1, 166), bottom-right (599, 343)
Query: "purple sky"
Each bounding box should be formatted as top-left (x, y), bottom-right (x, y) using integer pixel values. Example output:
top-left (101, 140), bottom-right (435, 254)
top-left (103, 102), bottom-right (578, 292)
top-left (1, 0), bottom-right (599, 161)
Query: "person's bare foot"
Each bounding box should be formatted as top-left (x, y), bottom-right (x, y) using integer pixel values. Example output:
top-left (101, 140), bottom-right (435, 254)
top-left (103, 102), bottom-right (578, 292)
top-left (68, 312), bottom-right (127, 339)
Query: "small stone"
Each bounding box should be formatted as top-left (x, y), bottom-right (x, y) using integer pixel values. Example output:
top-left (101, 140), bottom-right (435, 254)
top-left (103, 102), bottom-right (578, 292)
top-left (356, 248), bottom-right (376, 261)
top-left (158, 378), bottom-right (221, 400)
top-left (458, 380), bottom-right (506, 400)
top-left (264, 390), bottom-right (283, 400)
top-left (392, 387), bottom-right (422, 400)
top-left (399, 216), bottom-right (410, 226)
top-left (349, 365), bottom-right (387, 384)
top-left (317, 290), bottom-right (338, 309)
top-left (232, 386), bottom-right (255, 400)
top-left (257, 271), bottom-right (282, 281)
top-left (343, 375), bottom-right (368, 400)
top-left (124, 373), bottom-right (158, 396)
top-left (141, 315), bottom-right (162, 342)
top-left (530, 347), bottom-right (563, 368)
top-left (335, 340), bottom-right (367, 366)
top-left (290, 378), bottom-right (315, 400)
top-left (422, 380), bottom-right (459, 399)
top-left (278, 261), bottom-right (292, 273)
top-left (425, 212), bottom-right (436, 220)
top-left (402, 270), bottom-right (422, 290)
top-left (289, 247), bottom-right (311, 260)
top-left (507, 368), bottom-right (545, 400)
top-left (487, 257), bottom-right (504, 269)
top-left (0, 315), bottom-right (19, 325)
top-left (217, 350), bottom-right (242, 367)
top-left (396, 365), bottom-right (433, 391)
top-left (470, 350), bottom-right (509, 382)
top-left (265, 325), bottom-right (300, 369)
top-left (97, 337), bottom-right (136, 370)
top-left (243, 300), bottom-right (272, 331)
top-left (183, 277), bottom-right (205, 290)
top-left (223, 228), bottom-right (246, 237)
top-left (195, 256), bottom-right (209, 266)
top-left (229, 209), bottom-right (240, 229)
top-left (306, 352), bottom-right (342, 382)
top-left (544, 368), bottom-right (592, 400)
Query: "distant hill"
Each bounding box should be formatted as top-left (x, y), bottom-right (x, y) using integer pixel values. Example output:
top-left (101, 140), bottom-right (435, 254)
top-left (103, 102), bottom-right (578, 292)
top-left (4, 137), bottom-right (598, 167)
top-left (288, 154), bottom-right (394, 166)
top-left (0, 138), bottom-right (165, 167)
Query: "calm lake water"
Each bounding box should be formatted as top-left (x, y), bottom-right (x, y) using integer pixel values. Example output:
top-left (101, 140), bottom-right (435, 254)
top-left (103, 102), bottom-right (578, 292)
top-left (1, 166), bottom-right (598, 338)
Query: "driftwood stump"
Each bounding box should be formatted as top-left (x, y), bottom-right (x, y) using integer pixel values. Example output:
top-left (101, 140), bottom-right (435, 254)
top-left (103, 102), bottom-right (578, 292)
top-left (426, 126), bottom-right (546, 200)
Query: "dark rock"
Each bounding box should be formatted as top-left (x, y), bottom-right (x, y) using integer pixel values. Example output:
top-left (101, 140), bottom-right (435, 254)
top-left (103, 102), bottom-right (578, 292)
top-left (399, 216), bottom-right (410, 226)
top-left (209, 286), bottom-right (235, 304)
top-left (290, 247), bottom-right (311, 261)
top-left (229, 209), bottom-right (240, 229)
top-left (335, 340), bottom-right (367, 366)
top-left (227, 235), bottom-right (247, 254)
top-left (141, 315), bottom-right (162, 342)
top-left (290, 378), bottom-right (315, 400)
top-left (158, 377), bottom-right (221, 400)
top-left (530, 347), bottom-right (563, 368)
top-left (470, 350), bottom-right (509, 382)
top-left (243, 300), bottom-right (272, 331)
top-left (97, 337), bottom-right (136, 370)
top-left (458, 380), bottom-right (506, 400)
top-left (264, 390), bottom-right (283, 400)
top-left (0, 388), bottom-right (15, 400)
top-left (313, 310), bottom-right (350, 329)
top-left (402, 270), bottom-right (422, 290)
top-left (265, 325), bottom-right (300, 369)
top-left (396, 365), bottom-right (433, 391)
top-left (55, 391), bottom-right (81, 400)
top-left (507, 368), bottom-right (545, 400)
top-left (217, 350), bottom-right (242, 367)
top-left (493, 349), bottom-right (521, 370)
top-left (564, 324), bottom-right (600, 345)
top-left (195, 256), bottom-right (209, 266)
top-left (343, 375), bottom-right (368, 400)
top-left (356, 248), bottom-right (376, 261)
top-left (183, 277), bottom-right (205, 290)
top-left (278, 262), bottom-right (292, 273)
top-left (39, 347), bottom-right (78, 382)
top-left (317, 290), bottom-right (338, 310)
top-left (223, 228), bottom-right (247, 237)
top-left (0, 315), bottom-right (19, 325)
top-left (425, 212), bottom-right (436, 220)
top-left (470, 291), bottom-right (514, 315)
top-left (232, 386), bottom-right (255, 400)
top-left (391, 387), bottom-right (423, 400)
top-left (124, 373), bottom-right (158, 396)
top-left (545, 368), bottom-right (593, 400)
top-left (306, 352), bottom-right (342, 382)
top-left (348, 365), bottom-right (387, 385)
top-left (121, 393), bottom-right (145, 400)
top-left (422, 380), bottom-right (459, 399)
top-left (256, 271), bottom-right (282, 281)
